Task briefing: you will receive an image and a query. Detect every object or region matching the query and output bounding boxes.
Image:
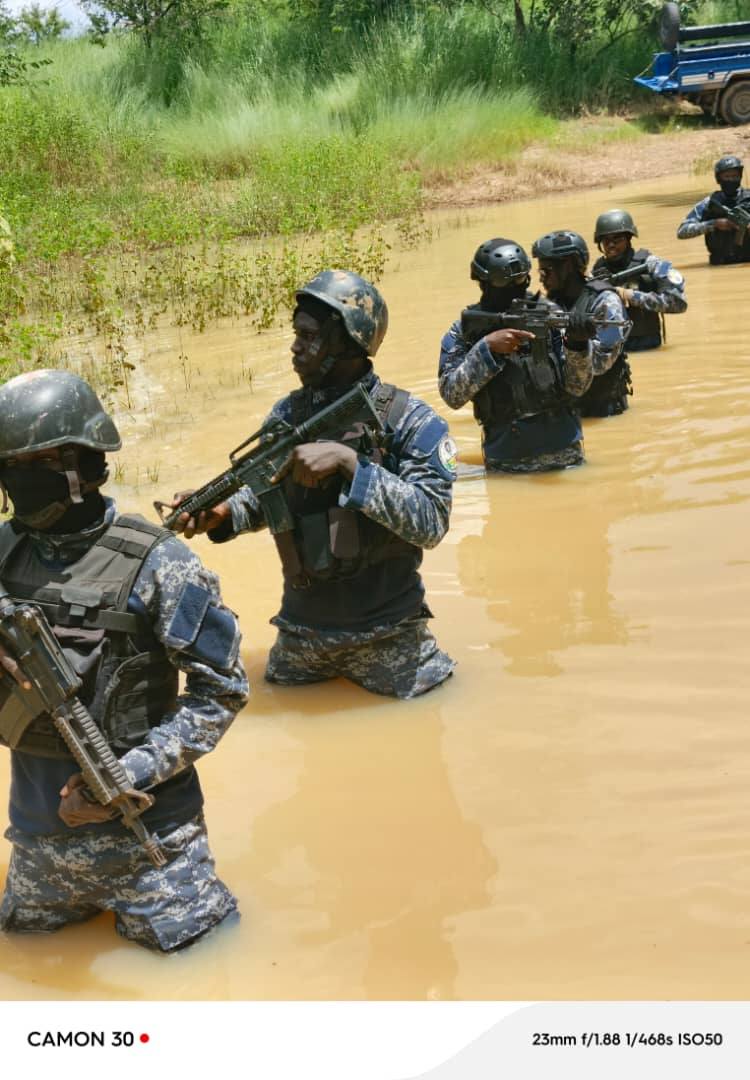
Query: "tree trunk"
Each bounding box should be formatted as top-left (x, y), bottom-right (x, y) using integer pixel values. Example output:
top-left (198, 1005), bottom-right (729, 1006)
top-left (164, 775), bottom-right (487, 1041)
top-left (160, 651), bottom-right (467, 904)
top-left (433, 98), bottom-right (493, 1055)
top-left (513, 0), bottom-right (526, 35)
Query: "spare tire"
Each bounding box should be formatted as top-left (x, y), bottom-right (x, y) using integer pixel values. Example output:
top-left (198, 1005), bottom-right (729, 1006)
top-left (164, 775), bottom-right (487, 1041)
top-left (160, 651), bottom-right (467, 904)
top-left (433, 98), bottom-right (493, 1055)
top-left (659, 2), bottom-right (681, 50)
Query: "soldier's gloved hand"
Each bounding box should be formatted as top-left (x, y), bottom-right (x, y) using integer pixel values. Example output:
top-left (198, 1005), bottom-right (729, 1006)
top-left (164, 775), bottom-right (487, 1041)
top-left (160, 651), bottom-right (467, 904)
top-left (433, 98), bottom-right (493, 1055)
top-left (713, 218), bottom-right (738, 232)
top-left (58, 772), bottom-right (118, 827)
top-left (483, 328), bottom-right (535, 356)
top-left (156, 491), bottom-right (231, 539)
top-left (273, 442), bottom-right (358, 487)
top-left (565, 311), bottom-right (597, 339)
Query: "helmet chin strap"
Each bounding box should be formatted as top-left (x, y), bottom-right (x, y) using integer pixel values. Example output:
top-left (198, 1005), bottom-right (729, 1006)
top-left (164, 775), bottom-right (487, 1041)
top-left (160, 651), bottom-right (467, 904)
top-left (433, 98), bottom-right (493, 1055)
top-left (61, 447), bottom-right (84, 505)
top-left (318, 352), bottom-right (338, 379)
top-left (313, 313), bottom-right (348, 385)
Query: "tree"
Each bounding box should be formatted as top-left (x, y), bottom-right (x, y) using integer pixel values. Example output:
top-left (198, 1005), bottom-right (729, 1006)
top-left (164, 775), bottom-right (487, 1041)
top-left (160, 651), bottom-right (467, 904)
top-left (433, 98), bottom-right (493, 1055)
top-left (17, 3), bottom-right (71, 44)
top-left (0, 0), bottom-right (52, 84)
top-left (82, 0), bottom-right (228, 47)
top-left (0, 0), bottom-right (18, 41)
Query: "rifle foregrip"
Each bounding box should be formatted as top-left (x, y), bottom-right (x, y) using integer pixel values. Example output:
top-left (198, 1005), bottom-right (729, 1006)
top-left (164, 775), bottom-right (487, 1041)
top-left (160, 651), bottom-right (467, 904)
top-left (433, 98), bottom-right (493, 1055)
top-left (54, 701), bottom-right (167, 868)
top-left (161, 471), bottom-right (239, 530)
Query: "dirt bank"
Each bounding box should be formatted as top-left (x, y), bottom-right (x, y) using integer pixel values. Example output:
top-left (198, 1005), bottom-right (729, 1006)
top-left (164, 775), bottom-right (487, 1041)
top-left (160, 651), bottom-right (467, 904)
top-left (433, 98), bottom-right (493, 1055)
top-left (426, 115), bottom-right (750, 208)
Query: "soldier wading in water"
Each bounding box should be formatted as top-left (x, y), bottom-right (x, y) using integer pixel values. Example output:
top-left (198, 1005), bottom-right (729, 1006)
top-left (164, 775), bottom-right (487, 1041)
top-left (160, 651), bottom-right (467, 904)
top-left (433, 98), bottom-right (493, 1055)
top-left (439, 237), bottom-right (594, 473)
top-left (0, 371), bottom-right (248, 951)
top-left (171, 270), bottom-right (457, 700)
top-left (677, 155), bottom-right (750, 266)
top-left (591, 209), bottom-right (687, 353)
top-left (532, 230), bottom-right (631, 418)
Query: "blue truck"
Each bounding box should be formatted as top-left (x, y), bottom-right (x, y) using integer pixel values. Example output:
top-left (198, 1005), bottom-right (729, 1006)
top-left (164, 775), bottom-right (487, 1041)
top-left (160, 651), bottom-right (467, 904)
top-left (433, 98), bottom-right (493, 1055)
top-left (635, 2), bottom-right (750, 124)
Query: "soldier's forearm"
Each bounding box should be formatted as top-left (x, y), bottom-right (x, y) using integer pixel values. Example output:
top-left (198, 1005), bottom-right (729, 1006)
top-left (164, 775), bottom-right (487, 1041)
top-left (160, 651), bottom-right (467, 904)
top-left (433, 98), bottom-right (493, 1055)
top-left (563, 349), bottom-right (594, 397)
top-left (630, 289), bottom-right (687, 314)
top-left (438, 340), bottom-right (503, 410)
top-left (118, 672), bottom-right (248, 789)
top-left (677, 220), bottom-right (711, 239)
top-left (209, 487), bottom-right (267, 540)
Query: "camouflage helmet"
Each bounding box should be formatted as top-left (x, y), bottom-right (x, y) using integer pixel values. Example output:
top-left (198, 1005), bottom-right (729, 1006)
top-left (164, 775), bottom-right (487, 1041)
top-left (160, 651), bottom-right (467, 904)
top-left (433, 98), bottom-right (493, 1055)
top-left (594, 209), bottom-right (639, 243)
top-left (531, 230), bottom-right (589, 270)
top-left (296, 269), bottom-right (388, 357)
top-left (0, 369), bottom-right (121, 461)
top-left (470, 238), bottom-right (531, 287)
top-left (714, 154), bottom-right (743, 178)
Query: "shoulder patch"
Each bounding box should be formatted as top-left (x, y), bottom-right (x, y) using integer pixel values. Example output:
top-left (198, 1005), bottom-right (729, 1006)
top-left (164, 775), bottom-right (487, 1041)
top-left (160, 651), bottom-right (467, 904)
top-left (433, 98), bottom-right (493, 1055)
top-left (437, 435), bottom-right (458, 477)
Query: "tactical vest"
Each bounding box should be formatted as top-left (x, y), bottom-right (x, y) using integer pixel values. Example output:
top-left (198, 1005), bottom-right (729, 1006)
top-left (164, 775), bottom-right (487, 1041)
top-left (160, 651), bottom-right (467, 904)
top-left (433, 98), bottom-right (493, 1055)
top-left (467, 297), bottom-right (570, 433)
top-left (592, 248), bottom-right (661, 346)
top-left (571, 280), bottom-right (632, 417)
top-left (0, 515), bottom-right (178, 758)
top-left (274, 382), bottom-right (417, 589)
top-left (703, 188), bottom-right (750, 264)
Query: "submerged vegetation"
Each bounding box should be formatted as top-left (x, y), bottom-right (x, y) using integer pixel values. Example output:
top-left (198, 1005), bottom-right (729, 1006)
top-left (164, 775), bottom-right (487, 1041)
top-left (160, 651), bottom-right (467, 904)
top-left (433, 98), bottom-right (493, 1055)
top-left (0, 0), bottom-right (743, 383)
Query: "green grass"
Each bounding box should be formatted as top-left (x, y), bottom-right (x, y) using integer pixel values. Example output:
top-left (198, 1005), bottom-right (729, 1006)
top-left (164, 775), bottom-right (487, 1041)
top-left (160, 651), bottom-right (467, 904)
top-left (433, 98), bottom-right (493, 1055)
top-left (0, 0), bottom-right (741, 382)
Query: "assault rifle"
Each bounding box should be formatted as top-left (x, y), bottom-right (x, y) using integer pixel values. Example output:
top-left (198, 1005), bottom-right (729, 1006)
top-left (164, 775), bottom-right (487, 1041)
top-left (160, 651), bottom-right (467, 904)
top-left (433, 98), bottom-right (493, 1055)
top-left (461, 298), bottom-right (626, 366)
top-left (0, 588), bottom-right (166, 867)
top-left (155, 382), bottom-right (384, 534)
top-left (592, 262), bottom-right (651, 287)
top-left (707, 196), bottom-right (750, 246)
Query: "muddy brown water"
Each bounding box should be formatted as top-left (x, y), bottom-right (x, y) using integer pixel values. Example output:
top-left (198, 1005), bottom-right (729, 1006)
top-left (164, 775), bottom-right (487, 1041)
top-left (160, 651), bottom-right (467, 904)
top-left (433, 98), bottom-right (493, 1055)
top-left (1, 173), bottom-right (749, 1001)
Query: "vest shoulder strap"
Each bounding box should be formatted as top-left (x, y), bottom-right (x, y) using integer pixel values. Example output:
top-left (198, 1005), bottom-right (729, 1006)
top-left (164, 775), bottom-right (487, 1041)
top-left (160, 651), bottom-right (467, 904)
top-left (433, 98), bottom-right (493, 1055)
top-left (98, 513), bottom-right (171, 556)
top-left (371, 382), bottom-right (410, 433)
top-left (288, 382), bottom-right (409, 433)
top-left (95, 513), bottom-right (172, 613)
top-left (632, 247), bottom-right (652, 262)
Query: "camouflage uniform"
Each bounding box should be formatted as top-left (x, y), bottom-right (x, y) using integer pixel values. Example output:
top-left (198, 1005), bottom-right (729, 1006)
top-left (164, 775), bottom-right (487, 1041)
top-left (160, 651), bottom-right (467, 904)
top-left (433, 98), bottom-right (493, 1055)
top-left (2, 814), bottom-right (236, 951)
top-left (0, 499), bottom-right (249, 951)
top-left (566, 287), bottom-right (631, 417)
top-left (592, 252), bottom-right (686, 352)
top-left (266, 613), bottom-right (450, 697)
top-left (677, 195), bottom-right (724, 238)
top-left (211, 370), bottom-right (456, 699)
top-left (677, 188), bottom-right (750, 264)
top-left (438, 305), bottom-right (591, 473)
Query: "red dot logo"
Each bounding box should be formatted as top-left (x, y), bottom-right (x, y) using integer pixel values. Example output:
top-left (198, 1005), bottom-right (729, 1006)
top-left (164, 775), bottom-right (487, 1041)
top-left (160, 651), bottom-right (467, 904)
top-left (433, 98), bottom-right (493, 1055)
top-left (139, 1034), bottom-right (150, 1044)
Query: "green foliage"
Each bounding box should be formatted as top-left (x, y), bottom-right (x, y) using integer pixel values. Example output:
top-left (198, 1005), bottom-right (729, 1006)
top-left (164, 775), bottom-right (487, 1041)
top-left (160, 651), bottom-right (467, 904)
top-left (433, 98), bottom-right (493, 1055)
top-left (17, 4), bottom-right (71, 45)
top-left (0, 0), bottom-right (743, 384)
top-left (82, 0), bottom-right (229, 48)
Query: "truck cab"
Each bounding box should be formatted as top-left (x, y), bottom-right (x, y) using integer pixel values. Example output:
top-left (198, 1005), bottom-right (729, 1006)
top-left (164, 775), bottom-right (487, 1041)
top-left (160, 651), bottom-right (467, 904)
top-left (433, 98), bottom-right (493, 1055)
top-left (635, 2), bottom-right (750, 124)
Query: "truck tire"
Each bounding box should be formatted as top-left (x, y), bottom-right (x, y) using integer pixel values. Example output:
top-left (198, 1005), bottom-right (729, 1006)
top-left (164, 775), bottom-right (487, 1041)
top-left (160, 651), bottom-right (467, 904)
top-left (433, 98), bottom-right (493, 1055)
top-left (658, 2), bottom-right (680, 50)
top-left (720, 80), bottom-right (750, 125)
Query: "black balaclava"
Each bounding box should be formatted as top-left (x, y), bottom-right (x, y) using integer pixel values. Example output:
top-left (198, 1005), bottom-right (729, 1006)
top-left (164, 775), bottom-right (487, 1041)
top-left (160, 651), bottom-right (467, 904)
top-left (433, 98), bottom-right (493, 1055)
top-left (0, 448), bottom-right (107, 532)
top-left (719, 177), bottom-right (742, 201)
top-left (546, 258), bottom-right (585, 305)
top-left (479, 279), bottom-right (529, 312)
